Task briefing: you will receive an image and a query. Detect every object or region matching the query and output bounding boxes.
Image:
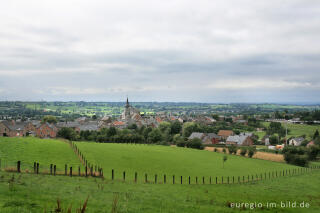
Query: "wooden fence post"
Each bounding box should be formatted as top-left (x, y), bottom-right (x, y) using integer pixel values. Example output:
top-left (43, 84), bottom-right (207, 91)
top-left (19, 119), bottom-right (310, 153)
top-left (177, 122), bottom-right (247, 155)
top-left (202, 176), bottom-right (205, 184)
top-left (91, 166), bottom-right (93, 176)
top-left (123, 171), bottom-right (126, 181)
top-left (155, 174), bottom-right (157, 184)
top-left (210, 176), bottom-right (212, 184)
top-left (196, 176), bottom-right (198, 184)
top-left (232, 176), bottom-right (234, 184)
top-left (222, 176), bottom-right (223, 184)
top-left (70, 167), bottom-right (72, 177)
top-left (216, 177), bottom-right (217, 184)
top-left (145, 173), bottom-right (148, 183)
top-left (17, 161), bottom-right (21, 173)
top-left (34, 162), bottom-right (36, 173)
top-left (78, 166), bottom-right (81, 176)
top-left (36, 163), bottom-right (39, 174)
top-left (54, 165), bottom-right (56, 176)
top-left (135, 172), bottom-right (137, 183)
top-left (181, 176), bottom-right (182, 184)
top-left (50, 164), bottom-right (53, 175)
top-left (227, 176), bottom-right (229, 184)
top-left (65, 164), bottom-right (67, 175)
top-left (112, 169), bottom-right (114, 180)
top-left (164, 174), bottom-right (166, 184)
top-left (189, 176), bottom-right (191, 184)
top-left (173, 175), bottom-right (175, 184)
top-left (85, 167), bottom-right (88, 177)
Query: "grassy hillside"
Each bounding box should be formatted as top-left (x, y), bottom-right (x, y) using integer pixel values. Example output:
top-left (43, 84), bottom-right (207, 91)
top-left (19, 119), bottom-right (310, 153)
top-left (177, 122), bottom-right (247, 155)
top-left (0, 137), bottom-right (82, 171)
top-left (256, 122), bottom-right (320, 140)
top-left (76, 142), bottom-right (297, 181)
top-left (0, 170), bottom-right (319, 213)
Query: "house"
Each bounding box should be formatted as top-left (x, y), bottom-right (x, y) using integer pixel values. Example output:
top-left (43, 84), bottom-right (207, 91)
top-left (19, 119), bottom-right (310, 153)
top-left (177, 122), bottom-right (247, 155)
top-left (203, 133), bottom-right (220, 144)
top-left (226, 135), bottom-right (253, 146)
top-left (112, 121), bottom-right (126, 129)
top-left (288, 137), bottom-right (305, 146)
top-left (218, 130), bottom-right (234, 141)
top-left (36, 123), bottom-right (58, 138)
top-left (306, 141), bottom-right (315, 148)
top-left (188, 132), bottom-right (206, 140)
top-left (0, 120), bottom-right (36, 137)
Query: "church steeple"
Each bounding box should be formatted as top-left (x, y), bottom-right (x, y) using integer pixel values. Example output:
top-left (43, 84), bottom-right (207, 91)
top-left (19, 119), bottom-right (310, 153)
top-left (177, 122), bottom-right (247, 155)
top-left (126, 96), bottom-right (129, 108)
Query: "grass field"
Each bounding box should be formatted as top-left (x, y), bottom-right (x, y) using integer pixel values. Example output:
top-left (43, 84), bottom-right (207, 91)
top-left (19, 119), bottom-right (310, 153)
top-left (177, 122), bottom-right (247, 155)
top-left (0, 137), bottom-right (83, 172)
top-left (76, 142), bottom-right (298, 181)
top-left (255, 122), bottom-right (320, 140)
top-left (0, 170), bottom-right (319, 213)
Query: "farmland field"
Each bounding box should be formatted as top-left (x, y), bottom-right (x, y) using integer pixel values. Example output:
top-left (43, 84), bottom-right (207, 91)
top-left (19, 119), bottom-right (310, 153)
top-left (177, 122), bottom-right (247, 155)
top-left (0, 170), bottom-right (319, 213)
top-left (76, 142), bottom-right (298, 181)
top-left (0, 137), bottom-right (83, 171)
top-left (256, 122), bottom-right (320, 140)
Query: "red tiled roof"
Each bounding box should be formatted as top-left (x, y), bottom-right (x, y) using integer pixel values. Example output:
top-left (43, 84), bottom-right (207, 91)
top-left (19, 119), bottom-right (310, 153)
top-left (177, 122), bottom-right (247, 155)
top-left (113, 121), bottom-right (125, 126)
top-left (218, 130), bottom-right (234, 137)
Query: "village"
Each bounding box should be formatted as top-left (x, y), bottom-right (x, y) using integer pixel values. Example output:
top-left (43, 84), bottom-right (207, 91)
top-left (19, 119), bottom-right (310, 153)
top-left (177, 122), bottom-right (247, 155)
top-left (0, 98), bottom-right (318, 151)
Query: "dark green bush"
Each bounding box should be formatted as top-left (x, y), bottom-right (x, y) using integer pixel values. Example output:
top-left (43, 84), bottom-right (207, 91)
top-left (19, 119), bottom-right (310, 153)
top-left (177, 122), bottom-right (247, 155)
top-left (240, 148), bottom-right (247, 156)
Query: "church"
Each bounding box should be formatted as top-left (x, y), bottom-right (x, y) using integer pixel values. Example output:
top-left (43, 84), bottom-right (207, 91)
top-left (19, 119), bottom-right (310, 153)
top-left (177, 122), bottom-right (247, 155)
top-left (120, 97), bottom-right (143, 125)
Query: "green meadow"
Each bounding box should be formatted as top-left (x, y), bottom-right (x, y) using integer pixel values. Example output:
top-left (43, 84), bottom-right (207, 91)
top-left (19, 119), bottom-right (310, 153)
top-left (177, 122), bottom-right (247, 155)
top-left (0, 137), bottom-right (83, 172)
top-left (76, 142), bottom-right (298, 182)
top-left (0, 170), bottom-right (319, 213)
top-left (256, 122), bottom-right (320, 140)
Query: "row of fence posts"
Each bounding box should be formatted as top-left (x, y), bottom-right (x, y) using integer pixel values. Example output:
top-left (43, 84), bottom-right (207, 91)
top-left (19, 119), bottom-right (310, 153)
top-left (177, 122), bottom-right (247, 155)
top-left (70, 142), bottom-right (104, 178)
top-left (6, 160), bottom-right (320, 184)
top-left (13, 161), bottom-right (103, 177)
top-left (108, 166), bottom-right (320, 184)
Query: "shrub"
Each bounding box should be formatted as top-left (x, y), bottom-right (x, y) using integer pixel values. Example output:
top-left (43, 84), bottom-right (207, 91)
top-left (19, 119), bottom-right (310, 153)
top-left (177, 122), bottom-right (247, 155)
top-left (214, 148), bottom-right (217, 152)
top-left (228, 145), bottom-right (238, 155)
top-left (247, 147), bottom-right (256, 158)
top-left (306, 145), bottom-right (320, 161)
top-left (283, 146), bottom-right (310, 167)
top-left (177, 141), bottom-right (186, 147)
top-left (187, 138), bottom-right (204, 150)
top-left (240, 148), bottom-right (247, 156)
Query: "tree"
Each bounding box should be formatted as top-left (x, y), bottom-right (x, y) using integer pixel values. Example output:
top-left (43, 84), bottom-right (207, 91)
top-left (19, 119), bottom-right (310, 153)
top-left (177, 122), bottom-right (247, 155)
top-left (127, 123), bottom-right (138, 130)
top-left (170, 121), bottom-right (182, 134)
top-left (240, 147), bottom-right (247, 156)
top-left (159, 122), bottom-right (171, 133)
top-left (182, 122), bottom-right (199, 138)
top-left (107, 127), bottom-right (117, 137)
top-left (42, 115), bottom-right (57, 124)
top-left (187, 138), bottom-right (204, 150)
top-left (222, 155), bottom-right (228, 168)
top-left (173, 134), bottom-right (184, 144)
top-left (247, 147), bottom-right (256, 158)
top-left (313, 130), bottom-right (319, 140)
top-left (269, 135), bottom-right (279, 145)
top-left (57, 127), bottom-right (78, 141)
top-left (148, 128), bottom-right (163, 143)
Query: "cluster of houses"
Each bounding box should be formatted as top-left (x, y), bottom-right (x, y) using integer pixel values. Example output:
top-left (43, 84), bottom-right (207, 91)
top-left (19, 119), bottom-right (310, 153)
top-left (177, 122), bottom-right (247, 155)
top-left (188, 130), bottom-right (254, 146)
top-left (0, 98), bottom-right (217, 139)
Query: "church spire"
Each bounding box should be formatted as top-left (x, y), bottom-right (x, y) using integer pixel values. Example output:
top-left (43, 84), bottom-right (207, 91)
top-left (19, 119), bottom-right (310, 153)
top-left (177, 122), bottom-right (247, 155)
top-left (126, 96), bottom-right (129, 107)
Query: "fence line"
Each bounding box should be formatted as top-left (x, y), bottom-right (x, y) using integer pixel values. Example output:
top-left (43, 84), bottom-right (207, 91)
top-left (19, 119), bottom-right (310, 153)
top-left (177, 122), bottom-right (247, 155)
top-left (0, 159), bottom-right (319, 184)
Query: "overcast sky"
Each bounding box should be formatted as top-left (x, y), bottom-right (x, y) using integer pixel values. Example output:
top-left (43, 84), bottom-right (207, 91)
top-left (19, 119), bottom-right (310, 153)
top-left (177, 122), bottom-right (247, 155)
top-left (0, 0), bottom-right (319, 103)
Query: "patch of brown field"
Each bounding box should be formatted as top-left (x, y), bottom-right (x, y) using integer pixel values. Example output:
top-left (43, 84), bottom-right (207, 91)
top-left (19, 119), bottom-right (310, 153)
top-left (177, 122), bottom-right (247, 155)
top-left (204, 147), bottom-right (284, 163)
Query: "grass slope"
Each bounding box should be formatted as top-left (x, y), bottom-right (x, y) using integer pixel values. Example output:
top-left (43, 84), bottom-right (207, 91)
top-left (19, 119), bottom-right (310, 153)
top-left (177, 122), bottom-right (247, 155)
top-left (0, 170), bottom-right (319, 213)
top-left (76, 142), bottom-right (298, 180)
top-left (0, 137), bottom-right (82, 171)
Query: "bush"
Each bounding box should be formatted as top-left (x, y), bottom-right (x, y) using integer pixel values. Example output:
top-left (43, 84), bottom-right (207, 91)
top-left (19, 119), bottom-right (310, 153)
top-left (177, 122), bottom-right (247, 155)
top-left (283, 146), bottom-right (310, 167)
top-left (214, 148), bottom-right (217, 152)
top-left (247, 147), bottom-right (256, 158)
top-left (57, 127), bottom-right (78, 141)
top-left (306, 146), bottom-right (320, 161)
top-left (177, 141), bottom-right (187, 147)
top-left (186, 138), bottom-right (204, 150)
top-left (228, 145), bottom-right (238, 155)
top-left (240, 148), bottom-right (247, 156)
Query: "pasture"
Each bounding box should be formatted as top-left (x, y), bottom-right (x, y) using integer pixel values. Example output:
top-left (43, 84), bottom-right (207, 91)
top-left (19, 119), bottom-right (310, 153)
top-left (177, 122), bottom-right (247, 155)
top-left (0, 137), bottom-right (83, 172)
top-left (75, 142), bottom-right (298, 182)
top-left (0, 170), bottom-right (319, 213)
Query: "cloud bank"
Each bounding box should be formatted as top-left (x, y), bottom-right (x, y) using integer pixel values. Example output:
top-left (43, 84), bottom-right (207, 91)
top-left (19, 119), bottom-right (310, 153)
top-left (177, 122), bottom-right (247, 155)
top-left (0, 0), bottom-right (320, 103)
